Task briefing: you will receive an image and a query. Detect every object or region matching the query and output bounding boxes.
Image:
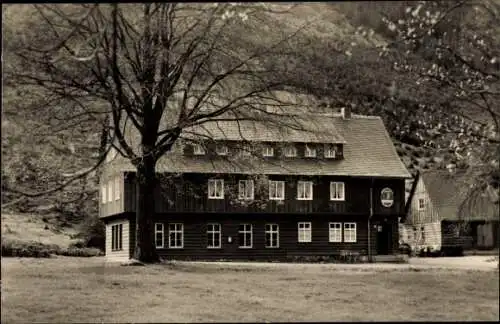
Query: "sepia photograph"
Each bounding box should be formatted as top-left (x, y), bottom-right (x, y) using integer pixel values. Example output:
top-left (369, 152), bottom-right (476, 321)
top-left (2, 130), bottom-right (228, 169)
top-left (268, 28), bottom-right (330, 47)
top-left (2, 1), bottom-right (499, 322)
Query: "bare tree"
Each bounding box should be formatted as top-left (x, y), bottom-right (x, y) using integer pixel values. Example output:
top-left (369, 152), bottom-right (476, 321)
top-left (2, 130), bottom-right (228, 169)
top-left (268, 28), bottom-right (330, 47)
top-left (3, 3), bottom-right (321, 262)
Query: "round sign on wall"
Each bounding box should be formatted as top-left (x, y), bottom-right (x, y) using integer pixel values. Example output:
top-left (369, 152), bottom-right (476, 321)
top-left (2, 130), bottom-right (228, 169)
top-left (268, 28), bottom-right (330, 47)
top-left (380, 188), bottom-right (394, 208)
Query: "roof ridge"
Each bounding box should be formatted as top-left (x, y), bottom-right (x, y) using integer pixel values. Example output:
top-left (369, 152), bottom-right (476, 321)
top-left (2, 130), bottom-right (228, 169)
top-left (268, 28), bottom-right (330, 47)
top-left (300, 112), bottom-right (382, 120)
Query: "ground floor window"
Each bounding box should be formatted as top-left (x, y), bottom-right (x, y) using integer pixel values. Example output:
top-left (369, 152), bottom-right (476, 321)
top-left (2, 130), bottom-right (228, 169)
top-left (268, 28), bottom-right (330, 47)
top-left (329, 222), bottom-right (342, 242)
top-left (169, 223), bottom-right (184, 249)
top-left (111, 224), bottom-right (123, 251)
top-left (155, 223), bottom-right (164, 248)
top-left (298, 222), bottom-right (312, 242)
top-left (207, 223), bottom-right (221, 248)
top-left (265, 224), bottom-right (279, 248)
top-left (238, 224), bottom-right (253, 248)
top-left (343, 223), bottom-right (357, 243)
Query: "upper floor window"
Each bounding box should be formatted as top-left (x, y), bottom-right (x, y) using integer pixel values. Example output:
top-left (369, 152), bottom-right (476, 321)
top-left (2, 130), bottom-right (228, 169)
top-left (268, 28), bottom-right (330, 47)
top-left (269, 180), bottom-right (285, 200)
top-left (324, 144), bottom-right (336, 158)
top-left (208, 179), bottom-right (224, 199)
top-left (305, 145), bottom-right (316, 158)
top-left (297, 181), bottom-right (313, 200)
top-left (418, 198), bottom-right (425, 210)
top-left (238, 180), bottom-right (254, 200)
top-left (240, 144), bottom-right (252, 156)
top-left (107, 180), bottom-right (114, 202)
top-left (283, 145), bottom-right (297, 157)
top-left (114, 177), bottom-right (120, 201)
top-left (215, 143), bottom-right (228, 156)
top-left (193, 143), bottom-right (206, 155)
top-left (262, 145), bottom-right (274, 157)
top-left (330, 182), bottom-right (345, 201)
top-left (101, 184), bottom-right (107, 204)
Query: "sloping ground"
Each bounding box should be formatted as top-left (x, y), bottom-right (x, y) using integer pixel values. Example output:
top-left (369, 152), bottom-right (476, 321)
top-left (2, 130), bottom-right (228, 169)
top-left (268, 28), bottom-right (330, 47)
top-left (1, 213), bottom-right (79, 247)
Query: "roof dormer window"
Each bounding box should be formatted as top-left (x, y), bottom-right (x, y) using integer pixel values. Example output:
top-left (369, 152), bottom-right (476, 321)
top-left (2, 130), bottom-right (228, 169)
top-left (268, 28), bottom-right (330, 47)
top-left (283, 145), bottom-right (297, 157)
top-left (262, 144), bottom-right (274, 157)
top-left (216, 143), bottom-right (228, 156)
top-left (324, 144), bottom-right (336, 159)
top-left (193, 143), bottom-right (206, 155)
top-left (305, 145), bottom-right (316, 158)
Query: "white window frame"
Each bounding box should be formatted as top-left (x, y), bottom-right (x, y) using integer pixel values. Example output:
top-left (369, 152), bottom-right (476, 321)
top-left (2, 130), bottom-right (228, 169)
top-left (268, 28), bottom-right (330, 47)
top-left (208, 179), bottom-right (224, 199)
top-left (305, 145), bottom-right (317, 158)
top-left (265, 224), bottom-right (279, 248)
top-left (297, 181), bottom-right (313, 200)
top-left (238, 180), bottom-right (255, 200)
top-left (324, 144), bottom-right (336, 158)
top-left (168, 223), bottom-right (184, 249)
top-left (297, 222), bottom-right (312, 243)
top-left (107, 180), bottom-right (113, 202)
top-left (101, 184), bottom-right (107, 204)
top-left (418, 198), bottom-right (425, 210)
top-left (114, 177), bottom-right (120, 201)
top-left (329, 222), bottom-right (342, 243)
top-left (262, 145), bottom-right (274, 157)
top-left (330, 182), bottom-right (345, 201)
top-left (238, 224), bottom-right (253, 249)
top-left (111, 224), bottom-right (123, 251)
top-left (269, 180), bottom-right (285, 200)
top-left (215, 143), bottom-right (228, 156)
top-left (283, 145), bottom-right (297, 157)
top-left (193, 143), bottom-right (206, 155)
top-left (207, 223), bottom-right (222, 249)
top-left (155, 223), bottom-right (164, 249)
top-left (344, 223), bottom-right (357, 243)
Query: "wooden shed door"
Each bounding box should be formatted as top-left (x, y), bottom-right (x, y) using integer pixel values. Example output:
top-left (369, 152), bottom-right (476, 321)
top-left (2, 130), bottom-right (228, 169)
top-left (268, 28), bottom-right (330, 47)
top-left (376, 222), bottom-right (391, 255)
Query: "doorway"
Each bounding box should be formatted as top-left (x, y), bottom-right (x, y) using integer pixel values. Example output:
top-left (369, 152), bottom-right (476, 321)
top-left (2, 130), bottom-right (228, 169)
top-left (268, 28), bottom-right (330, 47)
top-left (376, 221), bottom-right (392, 255)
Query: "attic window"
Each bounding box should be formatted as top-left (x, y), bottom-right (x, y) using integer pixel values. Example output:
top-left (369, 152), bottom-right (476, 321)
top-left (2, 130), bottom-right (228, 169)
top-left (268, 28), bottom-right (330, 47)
top-left (283, 145), bottom-right (297, 157)
top-left (262, 145), bottom-right (274, 157)
top-left (305, 145), bottom-right (316, 158)
top-left (193, 143), bottom-right (206, 155)
top-left (418, 198), bottom-right (425, 210)
top-left (216, 143), bottom-right (228, 156)
top-left (324, 144), bottom-right (336, 158)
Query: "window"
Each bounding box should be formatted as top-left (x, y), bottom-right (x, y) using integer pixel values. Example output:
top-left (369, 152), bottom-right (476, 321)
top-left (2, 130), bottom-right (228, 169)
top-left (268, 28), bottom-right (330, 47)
top-left (101, 184), bottom-right (107, 204)
top-left (262, 145), bottom-right (274, 157)
top-left (324, 144), bottom-right (336, 158)
top-left (240, 144), bottom-right (252, 156)
top-left (283, 145), bottom-right (297, 157)
top-left (305, 145), bottom-right (316, 158)
top-left (238, 224), bottom-right (252, 248)
top-left (269, 180), bottom-right (285, 200)
top-left (114, 177), bottom-right (120, 201)
top-left (344, 223), bottom-right (357, 243)
top-left (297, 181), bottom-right (313, 200)
top-left (155, 223), bottom-right (164, 248)
top-left (207, 223), bottom-right (221, 248)
top-left (418, 198), bottom-right (425, 210)
top-left (298, 222), bottom-right (312, 243)
top-left (107, 180), bottom-right (113, 202)
top-left (265, 224), bottom-right (279, 248)
top-left (329, 222), bottom-right (342, 242)
top-left (216, 143), bottom-right (228, 156)
top-left (169, 223), bottom-right (184, 248)
top-left (111, 224), bottom-right (123, 251)
top-left (238, 180), bottom-right (254, 200)
top-left (208, 179), bottom-right (224, 199)
top-left (193, 143), bottom-right (206, 155)
top-left (330, 182), bottom-right (345, 201)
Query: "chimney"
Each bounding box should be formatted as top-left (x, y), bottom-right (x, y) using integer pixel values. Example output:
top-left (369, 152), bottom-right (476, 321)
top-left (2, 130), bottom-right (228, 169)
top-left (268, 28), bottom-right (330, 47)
top-left (341, 106), bottom-right (352, 119)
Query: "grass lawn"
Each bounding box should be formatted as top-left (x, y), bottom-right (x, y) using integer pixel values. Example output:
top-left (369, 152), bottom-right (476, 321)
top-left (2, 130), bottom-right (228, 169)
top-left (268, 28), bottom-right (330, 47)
top-left (1, 257), bottom-right (499, 322)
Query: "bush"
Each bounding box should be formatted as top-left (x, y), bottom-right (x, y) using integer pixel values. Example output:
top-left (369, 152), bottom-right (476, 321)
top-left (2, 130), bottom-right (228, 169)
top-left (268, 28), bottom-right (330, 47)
top-left (1, 239), bottom-right (103, 258)
top-left (72, 216), bottom-right (105, 250)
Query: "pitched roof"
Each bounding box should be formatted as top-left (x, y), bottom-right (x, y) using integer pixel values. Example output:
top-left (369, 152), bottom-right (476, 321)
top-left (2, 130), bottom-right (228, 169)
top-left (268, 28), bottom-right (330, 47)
top-left (110, 112), bottom-right (411, 178)
top-left (420, 169), bottom-right (499, 221)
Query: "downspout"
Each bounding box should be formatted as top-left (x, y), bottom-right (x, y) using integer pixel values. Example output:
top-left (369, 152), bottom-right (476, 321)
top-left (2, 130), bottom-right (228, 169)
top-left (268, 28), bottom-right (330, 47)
top-left (368, 178), bottom-right (374, 263)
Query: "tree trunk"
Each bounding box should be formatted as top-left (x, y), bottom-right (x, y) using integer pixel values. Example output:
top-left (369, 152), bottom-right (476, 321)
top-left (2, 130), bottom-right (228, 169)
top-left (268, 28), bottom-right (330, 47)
top-left (134, 153), bottom-right (160, 263)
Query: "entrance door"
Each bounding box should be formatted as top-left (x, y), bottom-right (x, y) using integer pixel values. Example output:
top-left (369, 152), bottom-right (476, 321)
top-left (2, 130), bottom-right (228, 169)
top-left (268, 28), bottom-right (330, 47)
top-left (376, 221), bottom-right (392, 255)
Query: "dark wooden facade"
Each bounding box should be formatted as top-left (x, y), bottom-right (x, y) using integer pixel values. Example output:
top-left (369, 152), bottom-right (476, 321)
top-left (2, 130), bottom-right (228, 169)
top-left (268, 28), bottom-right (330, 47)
top-left (102, 171), bottom-right (405, 259)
